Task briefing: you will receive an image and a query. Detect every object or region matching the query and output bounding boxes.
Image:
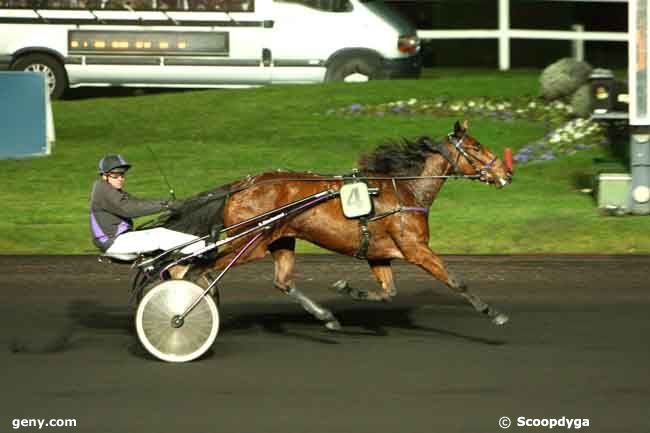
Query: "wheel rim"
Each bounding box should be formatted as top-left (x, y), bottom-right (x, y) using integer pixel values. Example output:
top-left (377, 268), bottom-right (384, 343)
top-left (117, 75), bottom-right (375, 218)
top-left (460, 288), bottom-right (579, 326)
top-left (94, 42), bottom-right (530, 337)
top-left (24, 63), bottom-right (56, 94)
top-left (136, 280), bottom-right (219, 363)
top-left (343, 72), bottom-right (369, 83)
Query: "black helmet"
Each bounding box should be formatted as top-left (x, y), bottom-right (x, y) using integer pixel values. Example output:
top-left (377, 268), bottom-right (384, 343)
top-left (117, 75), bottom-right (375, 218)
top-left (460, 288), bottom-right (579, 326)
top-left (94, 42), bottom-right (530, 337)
top-left (99, 154), bottom-right (131, 174)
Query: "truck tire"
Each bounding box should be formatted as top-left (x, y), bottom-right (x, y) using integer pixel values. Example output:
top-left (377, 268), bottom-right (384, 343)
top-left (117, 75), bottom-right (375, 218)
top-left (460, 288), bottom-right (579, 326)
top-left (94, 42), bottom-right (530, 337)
top-left (12, 53), bottom-right (67, 100)
top-left (325, 55), bottom-right (384, 82)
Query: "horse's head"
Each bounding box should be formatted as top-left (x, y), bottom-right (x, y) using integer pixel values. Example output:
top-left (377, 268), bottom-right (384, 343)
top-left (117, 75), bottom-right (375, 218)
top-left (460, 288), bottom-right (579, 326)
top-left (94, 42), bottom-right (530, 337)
top-left (439, 120), bottom-right (513, 188)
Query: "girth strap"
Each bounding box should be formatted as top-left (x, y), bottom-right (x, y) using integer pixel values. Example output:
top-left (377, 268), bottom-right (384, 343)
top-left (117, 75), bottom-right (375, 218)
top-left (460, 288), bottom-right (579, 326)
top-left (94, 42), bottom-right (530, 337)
top-left (355, 216), bottom-right (371, 260)
top-left (368, 206), bottom-right (428, 222)
top-left (355, 207), bottom-right (428, 259)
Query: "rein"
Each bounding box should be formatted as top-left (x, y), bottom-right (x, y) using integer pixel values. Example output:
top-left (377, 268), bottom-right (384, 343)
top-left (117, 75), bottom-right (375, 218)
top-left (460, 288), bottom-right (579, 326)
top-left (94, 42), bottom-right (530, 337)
top-left (236, 174), bottom-right (480, 186)
top-left (202, 172), bottom-right (481, 205)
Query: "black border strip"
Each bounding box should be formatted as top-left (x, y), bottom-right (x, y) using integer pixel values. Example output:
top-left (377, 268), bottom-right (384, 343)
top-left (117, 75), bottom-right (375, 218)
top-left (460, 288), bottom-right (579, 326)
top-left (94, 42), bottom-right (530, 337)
top-left (0, 17), bottom-right (270, 27)
top-left (164, 58), bottom-right (259, 66)
top-left (64, 56), bottom-right (83, 65)
top-left (273, 60), bottom-right (325, 67)
top-left (0, 5), bottom-right (257, 12)
top-left (85, 56), bottom-right (161, 65)
top-left (70, 50), bottom-right (228, 57)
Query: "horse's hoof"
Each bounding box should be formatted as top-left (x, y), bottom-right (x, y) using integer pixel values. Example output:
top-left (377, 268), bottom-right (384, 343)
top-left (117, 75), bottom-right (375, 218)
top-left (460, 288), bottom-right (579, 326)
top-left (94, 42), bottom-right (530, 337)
top-left (331, 280), bottom-right (348, 294)
top-left (325, 320), bottom-right (342, 331)
top-left (492, 313), bottom-right (509, 326)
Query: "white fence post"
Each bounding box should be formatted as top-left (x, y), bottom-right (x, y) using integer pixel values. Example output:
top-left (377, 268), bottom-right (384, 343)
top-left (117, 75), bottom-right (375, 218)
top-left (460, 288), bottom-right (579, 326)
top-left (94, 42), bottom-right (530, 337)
top-left (572, 24), bottom-right (585, 61)
top-left (498, 0), bottom-right (511, 70)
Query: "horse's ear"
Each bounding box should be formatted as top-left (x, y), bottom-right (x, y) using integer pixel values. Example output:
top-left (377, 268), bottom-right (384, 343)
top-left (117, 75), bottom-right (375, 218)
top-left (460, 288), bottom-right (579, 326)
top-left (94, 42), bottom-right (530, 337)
top-left (453, 120), bottom-right (464, 137)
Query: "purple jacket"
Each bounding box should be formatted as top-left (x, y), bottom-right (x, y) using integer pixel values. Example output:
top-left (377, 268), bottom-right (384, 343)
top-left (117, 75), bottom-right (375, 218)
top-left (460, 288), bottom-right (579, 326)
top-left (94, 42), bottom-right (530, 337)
top-left (89, 180), bottom-right (167, 251)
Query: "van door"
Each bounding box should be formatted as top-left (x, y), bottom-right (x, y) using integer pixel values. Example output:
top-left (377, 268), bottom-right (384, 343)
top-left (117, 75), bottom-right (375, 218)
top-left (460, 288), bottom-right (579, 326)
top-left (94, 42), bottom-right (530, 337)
top-left (270, 0), bottom-right (358, 83)
top-left (69, 0), bottom-right (272, 86)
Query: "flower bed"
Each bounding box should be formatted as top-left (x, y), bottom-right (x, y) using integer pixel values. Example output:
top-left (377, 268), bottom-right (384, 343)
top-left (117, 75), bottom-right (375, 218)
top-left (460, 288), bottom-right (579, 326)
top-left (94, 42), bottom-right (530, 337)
top-left (324, 97), bottom-right (606, 164)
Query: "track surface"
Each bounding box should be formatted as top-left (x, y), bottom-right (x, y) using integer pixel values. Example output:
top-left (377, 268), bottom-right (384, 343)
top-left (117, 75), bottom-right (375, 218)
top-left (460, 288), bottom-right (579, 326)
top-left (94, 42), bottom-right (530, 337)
top-left (1, 255), bottom-right (649, 433)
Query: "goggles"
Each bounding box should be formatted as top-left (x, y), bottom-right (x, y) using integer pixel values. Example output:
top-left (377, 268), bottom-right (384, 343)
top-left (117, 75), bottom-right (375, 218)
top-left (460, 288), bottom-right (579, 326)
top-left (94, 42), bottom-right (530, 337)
top-left (106, 172), bottom-right (126, 179)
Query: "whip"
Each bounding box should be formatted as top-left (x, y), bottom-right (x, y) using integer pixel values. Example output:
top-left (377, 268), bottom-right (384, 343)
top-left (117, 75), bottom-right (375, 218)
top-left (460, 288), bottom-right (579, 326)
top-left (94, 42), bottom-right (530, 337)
top-left (146, 144), bottom-right (176, 200)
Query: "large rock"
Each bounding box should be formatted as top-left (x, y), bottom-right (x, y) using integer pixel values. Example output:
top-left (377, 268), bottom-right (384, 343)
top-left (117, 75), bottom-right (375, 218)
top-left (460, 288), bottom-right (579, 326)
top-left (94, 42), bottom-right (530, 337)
top-left (540, 58), bottom-right (593, 100)
top-left (570, 84), bottom-right (592, 118)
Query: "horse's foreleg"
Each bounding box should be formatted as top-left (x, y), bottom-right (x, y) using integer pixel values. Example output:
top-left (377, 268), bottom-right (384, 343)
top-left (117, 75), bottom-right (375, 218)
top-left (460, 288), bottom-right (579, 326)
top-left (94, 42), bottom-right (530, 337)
top-left (370, 260), bottom-right (397, 298)
top-left (331, 259), bottom-right (396, 301)
top-left (270, 239), bottom-right (341, 331)
top-left (404, 244), bottom-right (508, 325)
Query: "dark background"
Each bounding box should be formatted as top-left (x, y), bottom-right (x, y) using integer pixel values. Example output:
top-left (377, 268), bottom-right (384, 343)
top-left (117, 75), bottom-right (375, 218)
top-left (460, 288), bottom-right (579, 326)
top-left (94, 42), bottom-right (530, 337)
top-left (387, 0), bottom-right (628, 69)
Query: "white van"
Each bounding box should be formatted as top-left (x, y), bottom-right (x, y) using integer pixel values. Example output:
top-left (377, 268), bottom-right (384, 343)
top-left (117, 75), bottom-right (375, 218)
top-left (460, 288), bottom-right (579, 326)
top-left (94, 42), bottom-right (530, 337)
top-left (0, 0), bottom-right (421, 99)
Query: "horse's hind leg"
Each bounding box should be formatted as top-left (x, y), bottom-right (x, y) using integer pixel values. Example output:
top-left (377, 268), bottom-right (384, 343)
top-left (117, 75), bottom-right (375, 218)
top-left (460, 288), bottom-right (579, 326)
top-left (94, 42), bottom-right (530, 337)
top-left (332, 259), bottom-right (396, 301)
top-left (269, 238), bottom-right (342, 331)
top-left (403, 244), bottom-right (508, 325)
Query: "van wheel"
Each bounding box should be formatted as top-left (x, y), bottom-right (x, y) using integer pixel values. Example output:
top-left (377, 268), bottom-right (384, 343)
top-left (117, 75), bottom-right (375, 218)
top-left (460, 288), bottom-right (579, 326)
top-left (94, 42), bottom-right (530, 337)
top-left (12, 53), bottom-right (67, 100)
top-left (326, 56), bottom-right (384, 82)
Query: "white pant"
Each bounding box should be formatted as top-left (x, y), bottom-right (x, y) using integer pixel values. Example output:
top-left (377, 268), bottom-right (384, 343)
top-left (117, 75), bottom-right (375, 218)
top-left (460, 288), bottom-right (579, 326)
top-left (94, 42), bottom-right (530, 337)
top-left (105, 227), bottom-right (205, 261)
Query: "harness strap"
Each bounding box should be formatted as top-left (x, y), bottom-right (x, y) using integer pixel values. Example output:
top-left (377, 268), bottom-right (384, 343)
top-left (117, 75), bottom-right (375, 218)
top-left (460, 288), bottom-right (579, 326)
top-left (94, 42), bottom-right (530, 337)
top-left (355, 216), bottom-right (371, 260)
top-left (368, 206), bottom-right (428, 222)
top-left (391, 178), bottom-right (405, 235)
top-left (429, 137), bottom-right (463, 174)
top-left (356, 206), bottom-right (428, 259)
top-left (401, 206), bottom-right (429, 214)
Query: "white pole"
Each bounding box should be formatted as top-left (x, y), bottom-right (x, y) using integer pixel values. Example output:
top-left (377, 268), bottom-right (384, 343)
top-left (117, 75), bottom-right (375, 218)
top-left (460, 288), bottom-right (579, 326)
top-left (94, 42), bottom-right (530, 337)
top-left (571, 24), bottom-right (585, 62)
top-left (628, 0), bottom-right (650, 215)
top-left (498, 0), bottom-right (510, 70)
top-left (629, 0), bottom-right (649, 126)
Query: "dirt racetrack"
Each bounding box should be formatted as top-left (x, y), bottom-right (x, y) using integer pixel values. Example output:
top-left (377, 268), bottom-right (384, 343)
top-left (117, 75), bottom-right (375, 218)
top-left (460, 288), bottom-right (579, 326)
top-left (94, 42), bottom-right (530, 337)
top-left (1, 254), bottom-right (649, 433)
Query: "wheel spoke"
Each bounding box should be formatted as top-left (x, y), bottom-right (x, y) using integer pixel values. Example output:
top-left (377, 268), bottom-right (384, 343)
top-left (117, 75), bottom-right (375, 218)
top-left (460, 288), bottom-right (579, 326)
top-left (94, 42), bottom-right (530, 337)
top-left (24, 64), bottom-right (56, 92)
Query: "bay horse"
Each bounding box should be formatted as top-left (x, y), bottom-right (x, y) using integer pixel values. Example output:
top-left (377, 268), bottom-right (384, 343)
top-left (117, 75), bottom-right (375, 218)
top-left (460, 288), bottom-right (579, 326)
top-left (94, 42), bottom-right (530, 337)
top-left (170, 120), bottom-right (513, 330)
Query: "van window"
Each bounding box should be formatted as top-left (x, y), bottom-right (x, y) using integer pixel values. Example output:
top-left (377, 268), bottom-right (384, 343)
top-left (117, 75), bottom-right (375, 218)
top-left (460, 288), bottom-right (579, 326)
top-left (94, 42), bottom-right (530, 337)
top-left (2, 0), bottom-right (32, 7)
top-left (0, 0), bottom-right (253, 10)
top-left (275, 0), bottom-right (351, 13)
top-left (0, 0), bottom-right (32, 9)
top-left (29, 0), bottom-right (90, 8)
top-left (187, 0), bottom-right (253, 11)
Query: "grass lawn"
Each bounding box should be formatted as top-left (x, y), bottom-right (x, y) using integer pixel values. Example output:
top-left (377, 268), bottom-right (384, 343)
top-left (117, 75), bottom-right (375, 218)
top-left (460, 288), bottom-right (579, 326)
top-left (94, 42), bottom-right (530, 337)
top-left (1, 69), bottom-right (648, 254)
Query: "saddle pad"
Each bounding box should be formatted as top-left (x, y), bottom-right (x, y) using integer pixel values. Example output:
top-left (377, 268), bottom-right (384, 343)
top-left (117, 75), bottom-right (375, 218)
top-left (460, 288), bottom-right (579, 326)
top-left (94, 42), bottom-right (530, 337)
top-left (340, 182), bottom-right (372, 218)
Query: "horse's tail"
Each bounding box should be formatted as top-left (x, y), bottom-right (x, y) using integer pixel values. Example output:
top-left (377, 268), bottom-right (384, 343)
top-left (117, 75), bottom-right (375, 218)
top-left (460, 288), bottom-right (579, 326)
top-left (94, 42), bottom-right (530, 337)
top-left (143, 182), bottom-right (238, 237)
top-left (163, 188), bottom-right (229, 237)
top-left (141, 172), bottom-right (326, 237)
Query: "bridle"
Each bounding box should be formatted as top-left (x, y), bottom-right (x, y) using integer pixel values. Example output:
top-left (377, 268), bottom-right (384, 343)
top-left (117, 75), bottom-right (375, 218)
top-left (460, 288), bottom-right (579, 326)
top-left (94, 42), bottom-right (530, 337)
top-left (447, 133), bottom-right (498, 181)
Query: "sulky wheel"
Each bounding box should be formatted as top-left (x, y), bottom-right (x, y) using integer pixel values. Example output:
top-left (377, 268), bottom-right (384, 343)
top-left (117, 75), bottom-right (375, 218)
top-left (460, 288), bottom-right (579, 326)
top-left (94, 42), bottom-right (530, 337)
top-left (135, 280), bottom-right (219, 363)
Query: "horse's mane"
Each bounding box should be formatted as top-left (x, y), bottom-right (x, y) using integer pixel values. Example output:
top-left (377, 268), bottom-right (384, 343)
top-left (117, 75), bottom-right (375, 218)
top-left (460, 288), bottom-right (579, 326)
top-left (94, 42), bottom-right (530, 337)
top-left (358, 136), bottom-right (441, 176)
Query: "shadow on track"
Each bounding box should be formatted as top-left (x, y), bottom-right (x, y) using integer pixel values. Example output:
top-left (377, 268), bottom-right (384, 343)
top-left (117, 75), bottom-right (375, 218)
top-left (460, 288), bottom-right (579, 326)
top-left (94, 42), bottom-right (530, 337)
top-left (61, 297), bottom-right (505, 358)
top-left (67, 300), bottom-right (133, 334)
top-left (216, 302), bottom-right (506, 346)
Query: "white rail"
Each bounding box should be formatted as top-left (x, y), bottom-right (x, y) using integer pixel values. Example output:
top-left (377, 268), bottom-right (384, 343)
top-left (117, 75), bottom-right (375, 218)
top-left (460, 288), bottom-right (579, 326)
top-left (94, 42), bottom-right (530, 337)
top-left (416, 0), bottom-right (629, 70)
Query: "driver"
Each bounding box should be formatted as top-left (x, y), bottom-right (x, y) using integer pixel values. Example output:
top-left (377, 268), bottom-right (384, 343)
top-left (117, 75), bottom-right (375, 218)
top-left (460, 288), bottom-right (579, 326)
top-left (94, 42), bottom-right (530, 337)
top-left (90, 154), bottom-right (205, 261)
